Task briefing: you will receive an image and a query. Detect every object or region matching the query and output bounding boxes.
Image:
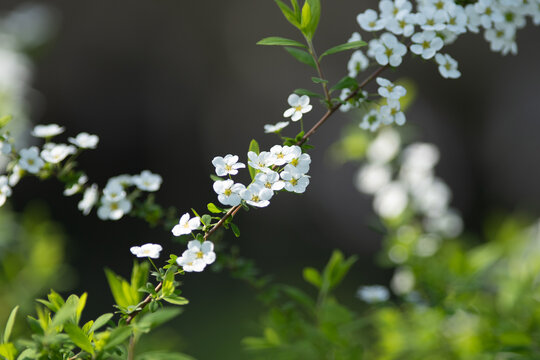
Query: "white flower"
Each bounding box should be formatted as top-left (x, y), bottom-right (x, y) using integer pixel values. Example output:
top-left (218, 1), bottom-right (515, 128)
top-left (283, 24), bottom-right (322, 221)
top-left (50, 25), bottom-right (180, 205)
top-left (354, 163), bottom-right (392, 194)
top-left (474, 0), bottom-right (504, 28)
top-left (376, 77), bottom-right (407, 99)
top-left (31, 124), bottom-right (65, 138)
top-left (435, 53), bottom-right (461, 78)
top-left (172, 213), bottom-right (201, 236)
top-left (417, 7), bottom-right (449, 31)
top-left (484, 25), bottom-right (517, 55)
top-left (254, 171), bottom-right (285, 191)
top-left (78, 184), bottom-right (98, 215)
top-left (410, 31), bottom-right (444, 59)
top-left (264, 121), bottom-right (289, 133)
top-left (106, 174), bottom-right (133, 188)
top-left (401, 143), bottom-right (440, 171)
top-left (380, 0), bottom-right (412, 21)
top-left (176, 251), bottom-right (206, 272)
top-left (64, 175), bottom-right (88, 196)
top-left (212, 154), bottom-right (245, 176)
top-left (130, 243), bottom-right (163, 259)
top-left (18, 146), bottom-right (45, 174)
top-left (0, 175), bottom-right (12, 207)
top-left (240, 183), bottom-right (273, 207)
top-left (411, 177), bottom-right (451, 217)
top-left (40, 143), bottom-right (76, 164)
top-left (367, 128), bottom-right (401, 164)
top-left (97, 197), bottom-right (132, 220)
top-left (176, 240), bottom-right (216, 272)
top-left (446, 6), bottom-right (468, 34)
top-left (385, 12), bottom-right (416, 36)
top-left (373, 182), bottom-right (408, 219)
top-left (280, 165), bottom-right (311, 193)
top-left (287, 150), bottom-right (311, 174)
top-left (359, 109), bottom-right (382, 131)
top-left (8, 165), bottom-right (23, 186)
top-left (132, 170), bottom-right (162, 192)
top-left (357, 285), bottom-right (390, 303)
top-left (357, 9), bottom-right (385, 31)
top-left (373, 33), bottom-right (407, 67)
top-left (348, 50), bottom-right (370, 78)
top-left (283, 94), bottom-right (313, 122)
top-left (391, 267), bottom-right (415, 295)
top-left (247, 151), bottom-right (274, 173)
top-left (380, 99), bottom-right (406, 125)
top-left (68, 132), bottom-right (99, 149)
top-left (424, 209), bottom-right (463, 238)
top-left (269, 145), bottom-right (296, 166)
top-left (103, 182), bottom-right (126, 202)
top-left (213, 179), bottom-right (245, 206)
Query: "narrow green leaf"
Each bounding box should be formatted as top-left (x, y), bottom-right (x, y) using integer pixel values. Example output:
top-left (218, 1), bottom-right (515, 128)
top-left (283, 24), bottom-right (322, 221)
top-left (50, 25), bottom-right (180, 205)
top-left (210, 175), bottom-right (224, 182)
top-left (161, 267), bottom-right (176, 297)
top-left (290, 0), bottom-right (300, 16)
top-left (3, 306), bottom-right (19, 344)
top-left (284, 47), bottom-right (317, 69)
top-left (257, 36), bottom-right (306, 48)
top-left (311, 77), bottom-right (328, 84)
top-left (248, 139), bottom-right (260, 181)
top-left (274, 0), bottom-right (300, 28)
top-left (305, 0), bottom-right (321, 40)
top-left (230, 223), bottom-right (241, 238)
top-left (104, 326), bottom-right (132, 350)
top-left (207, 203), bottom-right (224, 214)
top-left (303, 267), bottom-right (322, 288)
top-left (105, 269), bottom-right (130, 309)
top-left (330, 254), bottom-right (358, 290)
top-left (0, 343), bottom-right (16, 360)
top-left (51, 301), bottom-right (78, 328)
top-left (131, 262), bottom-right (150, 304)
top-left (163, 295), bottom-right (189, 306)
top-left (330, 76), bottom-right (358, 93)
top-left (319, 41), bottom-right (367, 60)
top-left (294, 89), bottom-right (323, 98)
top-left (0, 115), bottom-right (12, 129)
top-left (300, 0), bottom-right (311, 29)
top-left (89, 313), bottom-right (113, 333)
top-left (64, 323), bottom-right (94, 355)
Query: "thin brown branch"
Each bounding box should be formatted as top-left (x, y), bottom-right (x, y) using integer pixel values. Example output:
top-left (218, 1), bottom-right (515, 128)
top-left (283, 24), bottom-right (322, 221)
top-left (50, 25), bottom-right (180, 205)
top-left (125, 282), bottom-right (162, 325)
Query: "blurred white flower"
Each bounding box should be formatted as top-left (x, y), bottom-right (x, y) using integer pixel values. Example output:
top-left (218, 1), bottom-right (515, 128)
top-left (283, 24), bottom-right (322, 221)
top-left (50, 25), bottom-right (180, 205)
top-left (367, 128), bottom-right (401, 164)
top-left (68, 132), bottom-right (99, 149)
top-left (130, 243), bottom-right (163, 259)
top-left (374, 182), bottom-right (408, 219)
top-left (0, 175), bottom-right (12, 207)
top-left (264, 121), bottom-right (289, 133)
top-left (78, 184), bottom-right (98, 215)
top-left (40, 143), bottom-right (76, 164)
top-left (31, 124), bottom-right (64, 138)
top-left (357, 285), bottom-right (390, 303)
top-left (391, 267), bottom-right (415, 295)
top-left (354, 163), bottom-right (392, 194)
top-left (133, 170), bottom-right (162, 192)
top-left (19, 146), bottom-right (44, 174)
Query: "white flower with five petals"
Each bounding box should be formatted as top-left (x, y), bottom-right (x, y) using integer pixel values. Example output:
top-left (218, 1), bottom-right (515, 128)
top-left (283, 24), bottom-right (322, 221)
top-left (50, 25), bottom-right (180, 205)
top-left (212, 154), bottom-right (245, 176)
top-left (213, 179), bottom-right (245, 206)
top-left (172, 213), bottom-right (201, 236)
top-left (283, 94), bottom-right (312, 122)
top-left (130, 243), bottom-right (163, 259)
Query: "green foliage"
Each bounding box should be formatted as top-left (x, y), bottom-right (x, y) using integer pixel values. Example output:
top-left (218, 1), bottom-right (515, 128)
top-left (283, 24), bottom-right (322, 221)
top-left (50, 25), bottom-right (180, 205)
top-left (273, 0), bottom-right (320, 40)
top-left (248, 139), bottom-right (260, 181)
top-left (257, 36), bottom-right (306, 48)
top-left (0, 115), bottom-right (12, 129)
top-left (284, 47), bottom-right (317, 69)
top-left (319, 41), bottom-right (367, 61)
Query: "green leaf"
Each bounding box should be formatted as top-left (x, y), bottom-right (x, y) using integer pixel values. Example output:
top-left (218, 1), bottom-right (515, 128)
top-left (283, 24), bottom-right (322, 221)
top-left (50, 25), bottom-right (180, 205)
top-left (161, 267), bottom-right (176, 297)
top-left (0, 115), bottom-right (12, 129)
top-left (304, 0), bottom-right (321, 40)
top-left (294, 88), bottom-right (323, 98)
top-left (3, 306), bottom-right (19, 344)
top-left (284, 47), bottom-right (316, 69)
top-left (210, 175), bottom-right (224, 182)
top-left (303, 267), bottom-right (322, 288)
top-left (131, 262), bottom-right (150, 303)
top-left (207, 203), bottom-right (224, 214)
top-left (274, 0), bottom-right (301, 28)
top-left (105, 269), bottom-right (131, 309)
top-left (319, 41), bottom-right (367, 60)
top-left (0, 343), bottom-right (16, 360)
top-left (257, 36), bottom-right (306, 48)
top-left (104, 326), bottom-right (132, 350)
top-left (89, 313), bottom-right (113, 333)
top-left (295, 131), bottom-right (305, 142)
top-left (201, 214), bottom-right (212, 227)
top-left (137, 308), bottom-right (182, 333)
top-left (311, 77), bottom-right (328, 84)
top-left (290, 0), bottom-right (300, 15)
top-left (50, 301), bottom-right (78, 328)
top-left (330, 76), bottom-right (358, 93)
top-left (230, 223), bottom-right (241, 238)
top-left (163, 295), bottom-right (189, 306)
top-left (300, 0), bottom-right (311, 29)
top-left (64, 323), bottom-right (94, 355)
top-left (248, 139), bottom-right (260, 181)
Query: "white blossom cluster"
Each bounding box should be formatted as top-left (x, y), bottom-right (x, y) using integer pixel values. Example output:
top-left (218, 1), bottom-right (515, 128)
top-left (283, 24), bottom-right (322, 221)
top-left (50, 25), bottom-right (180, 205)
top-left (341, 0), bottom-right (539, 129)
top-left (212, 145), bottom-right (311, 209)
top-left (354, 128), bottom-right (463, 263)
top-left (0, 123), bottom-right (164, 222)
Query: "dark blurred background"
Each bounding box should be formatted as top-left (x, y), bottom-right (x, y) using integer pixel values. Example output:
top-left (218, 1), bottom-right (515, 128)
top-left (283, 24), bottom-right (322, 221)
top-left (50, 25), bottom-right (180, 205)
top-left (1, 0), bottom-right (539, 358)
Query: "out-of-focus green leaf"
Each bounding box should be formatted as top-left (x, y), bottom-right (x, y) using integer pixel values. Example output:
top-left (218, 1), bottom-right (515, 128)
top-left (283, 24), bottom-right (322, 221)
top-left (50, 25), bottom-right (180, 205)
top-left (274, 0), bottom-right (301, 28)
top-left (248, 139), bottom-right (260, 181)
top-left (163, 295), bottom-right (189, 306)
top-left (0, 343), bottom-right (16, 360)
top-left (293, 88), bottom-right (323, 98)
top-left (103, 326), bottom-right (132, 350)
top-left (137, 308), bottom-right (182, 333)
top-left (3, 306), bottom-right (18, 344)
top-left (136, 351), bottom-right (195, 360)
top-left (89, 313), bottom-right (113, 333)
top-left (303, 267), bottom-right (322, 289)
